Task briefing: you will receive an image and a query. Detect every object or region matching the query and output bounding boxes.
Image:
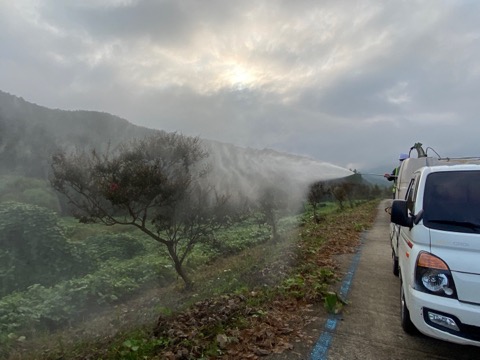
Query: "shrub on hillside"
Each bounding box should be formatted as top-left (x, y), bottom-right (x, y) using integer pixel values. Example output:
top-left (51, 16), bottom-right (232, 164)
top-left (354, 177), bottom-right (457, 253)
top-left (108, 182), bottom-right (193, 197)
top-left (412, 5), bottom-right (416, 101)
top-left (0, 202), bottom-right (82, 297)
top-left (83, 233), bottom-right (148, 263)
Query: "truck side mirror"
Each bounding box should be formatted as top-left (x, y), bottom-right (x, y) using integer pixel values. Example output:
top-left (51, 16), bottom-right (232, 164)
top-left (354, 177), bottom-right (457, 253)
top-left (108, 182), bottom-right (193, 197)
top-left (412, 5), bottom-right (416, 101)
top-left (391, 200), bottom-right (414, 228)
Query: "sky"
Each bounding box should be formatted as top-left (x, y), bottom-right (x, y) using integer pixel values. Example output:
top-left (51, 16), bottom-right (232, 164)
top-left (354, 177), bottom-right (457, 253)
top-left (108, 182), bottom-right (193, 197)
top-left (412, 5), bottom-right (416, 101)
top-left (1, 0), bottom-right (480, 172)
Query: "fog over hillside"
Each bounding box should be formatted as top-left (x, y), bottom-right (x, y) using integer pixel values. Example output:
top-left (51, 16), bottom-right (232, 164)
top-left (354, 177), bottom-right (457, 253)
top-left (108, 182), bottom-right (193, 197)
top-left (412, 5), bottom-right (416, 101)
top-left (0, 90), bottom-right (352, 205)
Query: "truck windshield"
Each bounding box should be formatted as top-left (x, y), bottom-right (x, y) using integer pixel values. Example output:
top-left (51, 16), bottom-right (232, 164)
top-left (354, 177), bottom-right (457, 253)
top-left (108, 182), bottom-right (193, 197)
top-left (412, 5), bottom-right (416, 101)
top-left (423, 170), bottom-right (480, 233)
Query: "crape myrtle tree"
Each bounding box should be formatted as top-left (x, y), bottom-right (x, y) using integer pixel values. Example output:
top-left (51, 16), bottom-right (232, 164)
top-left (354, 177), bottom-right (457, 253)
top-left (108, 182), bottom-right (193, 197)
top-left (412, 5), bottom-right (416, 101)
top-left (50, 132), bottom-right (229, 290)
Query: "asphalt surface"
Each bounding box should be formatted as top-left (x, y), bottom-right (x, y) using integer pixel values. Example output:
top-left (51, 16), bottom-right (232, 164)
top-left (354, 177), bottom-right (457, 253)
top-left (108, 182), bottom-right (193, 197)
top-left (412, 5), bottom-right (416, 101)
top-left (323, 200), bottom-right (479, 360)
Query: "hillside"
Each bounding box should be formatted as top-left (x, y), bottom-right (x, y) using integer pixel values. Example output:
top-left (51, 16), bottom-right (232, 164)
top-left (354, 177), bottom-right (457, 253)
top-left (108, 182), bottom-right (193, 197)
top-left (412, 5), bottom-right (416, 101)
top-left (0, 91), bottom-right (351, 184)
top-left (0, 90), bottom-right (154, 178)
top-left (4, 199), bottom-right (380, 360)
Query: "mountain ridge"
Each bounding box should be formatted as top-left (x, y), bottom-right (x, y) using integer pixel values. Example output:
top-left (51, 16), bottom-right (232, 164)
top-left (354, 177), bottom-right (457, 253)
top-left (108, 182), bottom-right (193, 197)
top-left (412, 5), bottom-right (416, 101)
top-left (0, 90), bottom-right (351, 181)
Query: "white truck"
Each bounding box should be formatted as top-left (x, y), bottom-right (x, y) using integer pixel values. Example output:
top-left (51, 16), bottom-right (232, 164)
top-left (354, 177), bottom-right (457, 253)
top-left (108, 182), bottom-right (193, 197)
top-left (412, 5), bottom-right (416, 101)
top-left (390, 143), bottom-right (480, 346)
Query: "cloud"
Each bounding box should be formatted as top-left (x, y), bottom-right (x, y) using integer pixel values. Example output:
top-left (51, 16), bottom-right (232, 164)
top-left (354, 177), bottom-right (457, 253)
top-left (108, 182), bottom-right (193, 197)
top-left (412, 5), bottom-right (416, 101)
top-left (1, 0), bottom-right (480, 171)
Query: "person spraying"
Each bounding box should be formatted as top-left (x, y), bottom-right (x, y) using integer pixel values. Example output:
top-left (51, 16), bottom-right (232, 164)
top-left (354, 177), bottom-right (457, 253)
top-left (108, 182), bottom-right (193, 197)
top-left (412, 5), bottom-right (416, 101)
top-left (384, 153), bottom-right (409, 198)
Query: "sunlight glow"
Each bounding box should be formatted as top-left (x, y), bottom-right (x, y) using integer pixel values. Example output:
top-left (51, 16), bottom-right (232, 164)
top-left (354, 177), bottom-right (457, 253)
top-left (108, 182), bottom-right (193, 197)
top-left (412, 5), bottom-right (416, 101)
top-left (223, 63), bottom-right (257, 89)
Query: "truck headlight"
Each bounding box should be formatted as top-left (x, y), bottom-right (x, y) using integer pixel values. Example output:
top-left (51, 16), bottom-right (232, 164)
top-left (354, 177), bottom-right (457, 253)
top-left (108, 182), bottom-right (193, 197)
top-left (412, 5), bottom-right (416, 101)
top-left (414, 252), bottom-right (457, 298)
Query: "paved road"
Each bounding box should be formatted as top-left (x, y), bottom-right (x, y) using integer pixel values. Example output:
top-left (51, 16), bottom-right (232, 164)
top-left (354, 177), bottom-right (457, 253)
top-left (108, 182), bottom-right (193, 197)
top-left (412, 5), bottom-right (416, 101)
top-left (324, 200), bottom-right (479, 360)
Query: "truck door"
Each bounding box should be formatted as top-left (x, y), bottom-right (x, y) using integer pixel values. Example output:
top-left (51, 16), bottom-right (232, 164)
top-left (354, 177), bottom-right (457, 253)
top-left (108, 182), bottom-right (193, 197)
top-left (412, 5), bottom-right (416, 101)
top-left (392, 176), bottom-right (417, 256)
top-left (398, 174), bottom-right (424, 281)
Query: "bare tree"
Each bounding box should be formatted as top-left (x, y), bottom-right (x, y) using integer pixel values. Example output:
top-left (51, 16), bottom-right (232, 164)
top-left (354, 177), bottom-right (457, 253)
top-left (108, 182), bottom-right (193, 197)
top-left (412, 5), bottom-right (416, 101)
top-left (331, 185), bottom-right (347, 210)
top-left (50, 132), bottom-right (228, 290)
top-left (308, 182), bottom-right (328, 222)
top-left (258, 185), bottom-right (289, 242)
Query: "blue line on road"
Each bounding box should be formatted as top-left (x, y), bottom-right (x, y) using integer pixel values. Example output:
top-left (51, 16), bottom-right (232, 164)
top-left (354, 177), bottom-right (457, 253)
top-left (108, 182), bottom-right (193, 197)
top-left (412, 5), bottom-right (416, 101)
top-left (310, 234), bottom-right (365, 360)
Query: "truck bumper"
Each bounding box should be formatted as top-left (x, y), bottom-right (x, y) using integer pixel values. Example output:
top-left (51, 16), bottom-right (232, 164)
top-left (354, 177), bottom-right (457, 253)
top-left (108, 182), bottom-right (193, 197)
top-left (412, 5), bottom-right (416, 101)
top-left (408, 286), bottom-right (480, 346)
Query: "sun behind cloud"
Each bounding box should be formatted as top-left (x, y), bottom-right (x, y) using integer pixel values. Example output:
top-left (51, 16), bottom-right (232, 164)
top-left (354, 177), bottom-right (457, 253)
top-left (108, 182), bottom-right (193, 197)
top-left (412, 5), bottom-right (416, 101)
top-left (225, 63), bottom-right (256, 89)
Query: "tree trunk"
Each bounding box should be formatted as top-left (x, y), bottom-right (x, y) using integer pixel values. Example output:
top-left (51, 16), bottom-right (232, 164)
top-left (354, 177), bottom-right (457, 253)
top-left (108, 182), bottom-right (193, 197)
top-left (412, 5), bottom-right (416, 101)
top-left (270, 214), bottom-right (278, 242)
top-left (166, 243), bottom-right (193, 290)
top-left (272, 223), bottom-right (278, 242)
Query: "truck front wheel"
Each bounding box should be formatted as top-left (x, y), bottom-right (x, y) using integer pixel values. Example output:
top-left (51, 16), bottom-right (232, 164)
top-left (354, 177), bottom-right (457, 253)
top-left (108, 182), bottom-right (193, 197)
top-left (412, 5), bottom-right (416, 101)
top-left (392, 253), bottom-right (399, 277)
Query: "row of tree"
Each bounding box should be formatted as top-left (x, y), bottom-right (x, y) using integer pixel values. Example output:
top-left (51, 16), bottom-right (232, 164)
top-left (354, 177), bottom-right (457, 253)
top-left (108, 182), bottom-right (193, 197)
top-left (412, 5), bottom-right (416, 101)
top-left (308, 175), bottom-right (388, 218)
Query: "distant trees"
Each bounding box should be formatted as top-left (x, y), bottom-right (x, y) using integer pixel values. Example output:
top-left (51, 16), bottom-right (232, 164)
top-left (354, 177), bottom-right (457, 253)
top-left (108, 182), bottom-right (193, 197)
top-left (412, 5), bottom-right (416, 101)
top-left (0, 176), bottom-right (60, 211)
top-left (308, 176), bottom-right (386, 214)
top-left (0, 114), bottom-right (58, 179)
top-left (50, 132), bottom-right (229, 290)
